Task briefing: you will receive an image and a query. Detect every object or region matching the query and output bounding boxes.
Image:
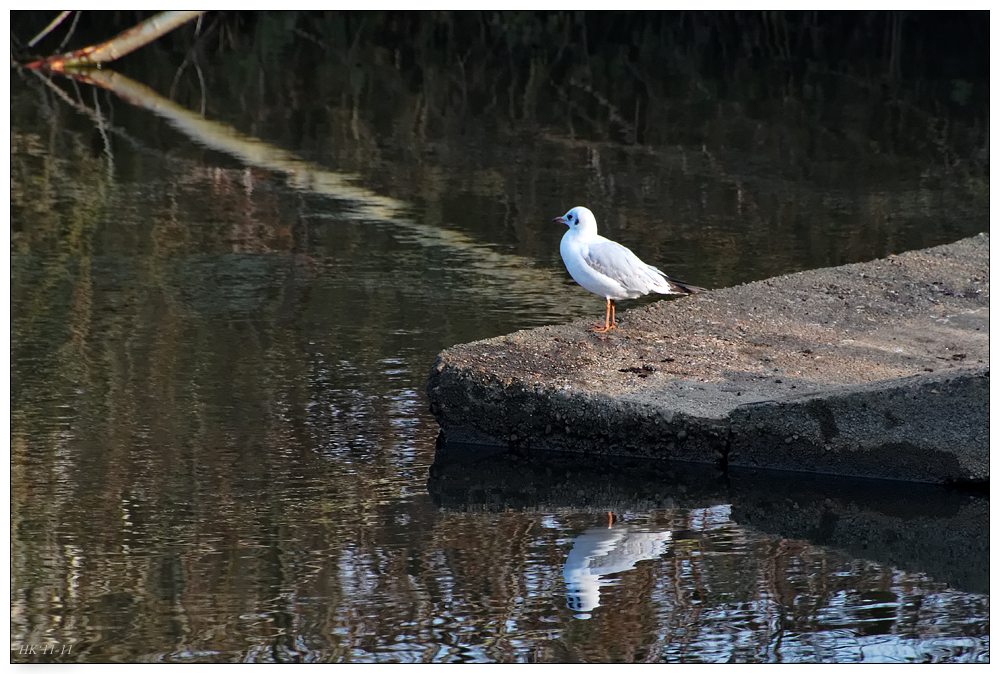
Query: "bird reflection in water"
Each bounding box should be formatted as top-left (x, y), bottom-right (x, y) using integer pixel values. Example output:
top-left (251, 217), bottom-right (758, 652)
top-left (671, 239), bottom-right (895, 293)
top-left (562, 517), bottom-right (673, 619)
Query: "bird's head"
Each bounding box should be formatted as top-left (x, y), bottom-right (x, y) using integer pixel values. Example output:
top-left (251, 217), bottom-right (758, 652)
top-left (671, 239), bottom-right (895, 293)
top-left (553, 206), bottom-right (598, 235)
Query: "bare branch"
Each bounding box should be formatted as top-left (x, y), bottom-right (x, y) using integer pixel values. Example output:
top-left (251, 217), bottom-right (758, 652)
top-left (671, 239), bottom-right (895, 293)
top-left (26, 11), bottom-right (206, 71)
top-left (56, 10), bottom-right (82, 52)
top-left (27, 11), bottom-right (72, 48)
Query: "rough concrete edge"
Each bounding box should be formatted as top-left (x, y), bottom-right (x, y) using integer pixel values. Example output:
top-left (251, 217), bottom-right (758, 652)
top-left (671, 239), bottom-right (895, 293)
top-left (428, 359), bottom-right (989, 484)
top-left (726, 367), bottom-right (990, 483)
top-left (426, 359), bottom-right (728, 464)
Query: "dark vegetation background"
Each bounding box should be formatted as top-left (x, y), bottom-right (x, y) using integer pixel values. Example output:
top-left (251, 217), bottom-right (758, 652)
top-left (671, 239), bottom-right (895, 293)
top-left (12, 11), bottom-right (989, 165)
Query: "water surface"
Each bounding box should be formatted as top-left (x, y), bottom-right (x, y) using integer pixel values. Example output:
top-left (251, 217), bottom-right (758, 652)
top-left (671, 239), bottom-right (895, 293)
top-left (11, 11), bottom-right (988, 663)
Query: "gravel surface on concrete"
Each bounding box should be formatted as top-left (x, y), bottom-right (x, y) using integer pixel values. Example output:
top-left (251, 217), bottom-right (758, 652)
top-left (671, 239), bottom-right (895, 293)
top-left (426, 234), bottom-right (989, 484)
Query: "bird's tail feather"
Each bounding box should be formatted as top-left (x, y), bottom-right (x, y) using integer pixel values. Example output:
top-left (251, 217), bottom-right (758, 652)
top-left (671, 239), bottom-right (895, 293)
top-left (652, 266), bottom-right (707, 294)
top-left (665, 277), bottom-right (707, 294)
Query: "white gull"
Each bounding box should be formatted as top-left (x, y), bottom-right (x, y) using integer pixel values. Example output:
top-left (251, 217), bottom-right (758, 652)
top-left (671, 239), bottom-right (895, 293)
top-left (553, 206), bottom-right (705, 332)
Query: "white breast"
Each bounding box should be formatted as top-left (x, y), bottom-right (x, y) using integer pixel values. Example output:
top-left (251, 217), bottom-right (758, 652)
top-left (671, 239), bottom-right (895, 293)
top-left (560, 232), bottom-right (632, 299)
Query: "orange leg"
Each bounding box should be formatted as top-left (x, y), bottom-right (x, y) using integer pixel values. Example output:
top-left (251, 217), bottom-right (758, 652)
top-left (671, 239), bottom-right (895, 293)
top-left (589, 299), bottom-right (617, 333)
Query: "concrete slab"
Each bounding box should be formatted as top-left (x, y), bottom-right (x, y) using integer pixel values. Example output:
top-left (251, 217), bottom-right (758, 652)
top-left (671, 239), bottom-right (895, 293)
top-left (426, 234), bottom-right (989, 484)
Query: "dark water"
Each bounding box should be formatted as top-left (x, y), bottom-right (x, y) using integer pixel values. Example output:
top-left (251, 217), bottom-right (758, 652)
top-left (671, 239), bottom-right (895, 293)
top-left (11, 11), bottom-right (988, 663)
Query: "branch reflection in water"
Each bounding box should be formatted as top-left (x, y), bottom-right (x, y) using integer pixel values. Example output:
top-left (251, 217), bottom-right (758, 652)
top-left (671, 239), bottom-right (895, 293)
top-left (46, 67), bottom-right (594, 322)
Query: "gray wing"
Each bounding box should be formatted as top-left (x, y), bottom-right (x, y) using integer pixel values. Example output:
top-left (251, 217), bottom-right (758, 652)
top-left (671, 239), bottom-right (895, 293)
top-left (582, 239), bottom-right (682, 295)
